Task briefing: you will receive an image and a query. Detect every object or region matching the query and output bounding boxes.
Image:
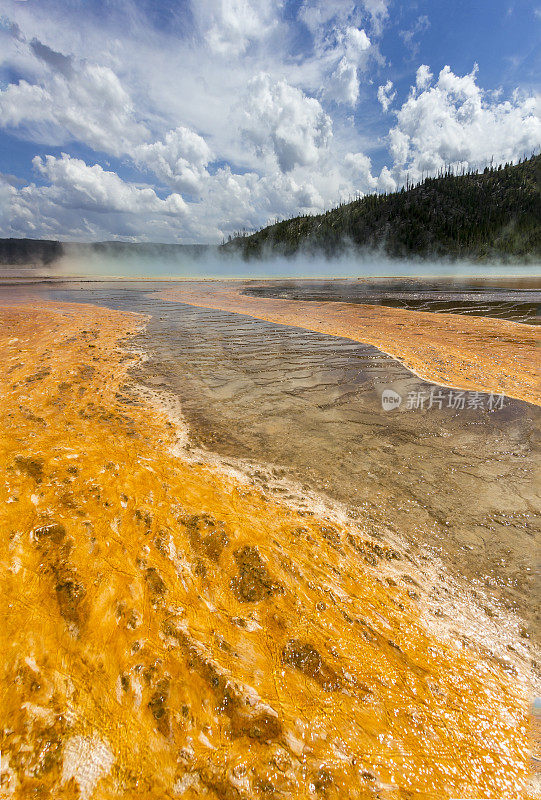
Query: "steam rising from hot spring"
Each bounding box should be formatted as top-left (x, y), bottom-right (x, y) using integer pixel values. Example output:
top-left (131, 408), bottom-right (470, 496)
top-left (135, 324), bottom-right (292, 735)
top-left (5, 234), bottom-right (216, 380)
top-left (57, 244), bottom-right (541, 280)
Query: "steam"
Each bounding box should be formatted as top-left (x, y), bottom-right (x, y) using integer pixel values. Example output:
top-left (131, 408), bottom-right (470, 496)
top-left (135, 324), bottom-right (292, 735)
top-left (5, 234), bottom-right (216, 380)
top-left (56, 243), bottom-right (541, 280)
top-left (1, 239), bottom-right (539, 281)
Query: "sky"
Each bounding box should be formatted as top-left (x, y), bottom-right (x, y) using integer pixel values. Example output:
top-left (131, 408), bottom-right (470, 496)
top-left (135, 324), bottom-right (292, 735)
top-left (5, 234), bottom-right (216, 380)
top-left (0, 0), bottom-right (539, 244)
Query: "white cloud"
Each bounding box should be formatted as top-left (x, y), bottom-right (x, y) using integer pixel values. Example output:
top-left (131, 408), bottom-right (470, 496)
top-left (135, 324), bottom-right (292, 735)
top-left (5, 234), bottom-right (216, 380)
top-left (326, 27), bottom-right (371, 106)
top-left (298, 1), bottom-right (356, 35)
top-left (241, 73), bottom-right (333, 172)
top-left (3, 154), bottom-right (188, 241)
top-left (344, 152), bottom-right (377, 192)
top-left (190, 166), bottom-right (328, 240)
top-left (389, 128), bottom-right (409, 165)
top-left (328, 57), bottom-right (361, 106)
top-left (377, 79), bottom-right (396, 112)
top-left (415, 64), bottom-right (433, 91)
top-left (0, 2), bottom-right (372, 175)
top-left (3, 143), bottom-right (380, 243)
top-left (377, 165), bottom-right (397, 193)
top-left (343, 26), bottom-right (371, 60)
top-left (0, 59), bottom-right (148, 156)
top-left (298, 2), bottom-right (376, 107)
top-left (32, 154), bottom-right (187, 215)
top-left (361, 0), bottom-right (390, 35)
top-left (193, 0), bottom-right (283, 55)
top-left (299, 0), bottom-right (388, 37)
top-left (0, 177), bottom-right (16, 231)
top-left (306, 18), bottom-right (372, 106)
top-left (387, 65), bottom-right (541, 182)
top-left (134, 127), bottom-right (213, 196)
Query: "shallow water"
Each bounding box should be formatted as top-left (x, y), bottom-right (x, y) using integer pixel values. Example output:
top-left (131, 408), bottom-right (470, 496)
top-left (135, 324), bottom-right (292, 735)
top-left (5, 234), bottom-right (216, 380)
top-left (243, 277), bottom-right (541, 323)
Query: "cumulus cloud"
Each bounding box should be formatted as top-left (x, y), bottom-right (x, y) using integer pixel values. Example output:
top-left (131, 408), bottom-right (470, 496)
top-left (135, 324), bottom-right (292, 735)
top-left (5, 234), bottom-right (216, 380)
top-left (0, 177), bottom-right (15, 231)
top-left (241, 73), bottom-right (333, 172)
top-left (134, 127), bottom-right (213, 196)
top-left (377, 165), bottom-right (397, 193)
top-left (3, 142), bottom-right (382, 243)
top-left (32, 154), bottom-right (186, 215)
top-left (0, 1), bottom-right (385, 242)
top-left (344, 152), bottom-right (377, 192)
top-left (343, 26), bottom-right (371, 59)
top-left (327, 58), bottom-right (360, 106)
top-left (188, 165), bottom-right (329, 241)
top-left (387, 65), bottom-right (541, 182)
top-left (415, 64), bottom-right (433, 91)
top-left (377, 79), bottom-right (396, 112)
top-left (0, 147), bottom-right (324, 243)
top-left (326, 27), bottom-right (371, 106)
top-left (0, 59), bottom-right (148, 156)
top-left (3, 154), bottom-right (188, 241)
top-left (298, 2), bottom-right (375, 106)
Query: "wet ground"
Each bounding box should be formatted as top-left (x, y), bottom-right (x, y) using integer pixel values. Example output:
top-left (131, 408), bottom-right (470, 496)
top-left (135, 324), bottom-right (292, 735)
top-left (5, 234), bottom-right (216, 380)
top-left (1, 278), bottom-right (539, 645)
top-left (243, 277), bottom-right (541, 323)
top-left (2, 299), bottom-right (535, 799)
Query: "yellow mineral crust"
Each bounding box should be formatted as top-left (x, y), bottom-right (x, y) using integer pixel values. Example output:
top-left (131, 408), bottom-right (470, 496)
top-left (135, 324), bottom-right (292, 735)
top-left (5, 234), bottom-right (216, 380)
top-left (157, 284), bottom-right (540, 406)
top-left (0, 301), bottom-right (532, 799)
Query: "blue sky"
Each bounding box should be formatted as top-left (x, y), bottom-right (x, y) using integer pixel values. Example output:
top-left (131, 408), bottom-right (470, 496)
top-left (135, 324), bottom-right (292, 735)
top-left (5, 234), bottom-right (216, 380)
top-left (0, 0), bottom-right (539, 243)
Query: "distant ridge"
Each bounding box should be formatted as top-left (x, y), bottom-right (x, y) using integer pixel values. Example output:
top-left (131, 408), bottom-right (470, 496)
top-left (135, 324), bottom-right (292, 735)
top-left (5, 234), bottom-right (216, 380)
top-left (224, 154), bottom-right (541, 262)
top-left (0, 238), bottom-right (63, 266)
top-left (0, 239), bottom-right (216, 268)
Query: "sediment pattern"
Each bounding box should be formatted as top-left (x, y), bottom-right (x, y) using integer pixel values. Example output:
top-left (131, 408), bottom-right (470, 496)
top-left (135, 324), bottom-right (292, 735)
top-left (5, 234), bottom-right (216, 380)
top-left (0, 301), bottom-right (532, 799)
top-left (129, 298), bottom-right (539, 637)
top-left (157, 284), bottom-right (540, 405)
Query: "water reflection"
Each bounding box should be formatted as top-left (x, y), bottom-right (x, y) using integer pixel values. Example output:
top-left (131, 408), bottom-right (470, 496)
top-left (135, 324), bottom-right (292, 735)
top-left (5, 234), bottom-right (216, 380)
top-left (244, 277), bottom-right (541, 323)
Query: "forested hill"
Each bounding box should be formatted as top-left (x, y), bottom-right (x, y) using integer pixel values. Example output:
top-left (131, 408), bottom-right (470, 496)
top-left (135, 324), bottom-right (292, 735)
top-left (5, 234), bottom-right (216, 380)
top-left (224, 155), bottom-right (541, 261)
top-left (0, 238), bottom-right (63, 266)
top-left (0, 240), bottom-right (216, 269)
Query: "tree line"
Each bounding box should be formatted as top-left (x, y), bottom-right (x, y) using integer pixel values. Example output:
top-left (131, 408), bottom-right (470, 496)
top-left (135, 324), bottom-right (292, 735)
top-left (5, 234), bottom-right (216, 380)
top-left (223, 154), bottom-right (541, 262)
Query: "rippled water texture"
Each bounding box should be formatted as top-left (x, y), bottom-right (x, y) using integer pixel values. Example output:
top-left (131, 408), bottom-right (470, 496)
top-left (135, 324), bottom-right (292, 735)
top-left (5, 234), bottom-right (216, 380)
top-left (243, 277), bottom-right (541, 323)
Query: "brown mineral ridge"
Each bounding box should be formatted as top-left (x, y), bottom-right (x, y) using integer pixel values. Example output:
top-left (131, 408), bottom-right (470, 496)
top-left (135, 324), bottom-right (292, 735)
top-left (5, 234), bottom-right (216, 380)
top-left (0, 301), bottom-right (532, 800)
top-left (157, 284), bottom-right (540, 406)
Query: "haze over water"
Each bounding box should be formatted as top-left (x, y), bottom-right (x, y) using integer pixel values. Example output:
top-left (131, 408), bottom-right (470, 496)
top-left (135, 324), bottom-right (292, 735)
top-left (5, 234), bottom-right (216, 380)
top-left (54, 250), bottom-right (541, 280)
